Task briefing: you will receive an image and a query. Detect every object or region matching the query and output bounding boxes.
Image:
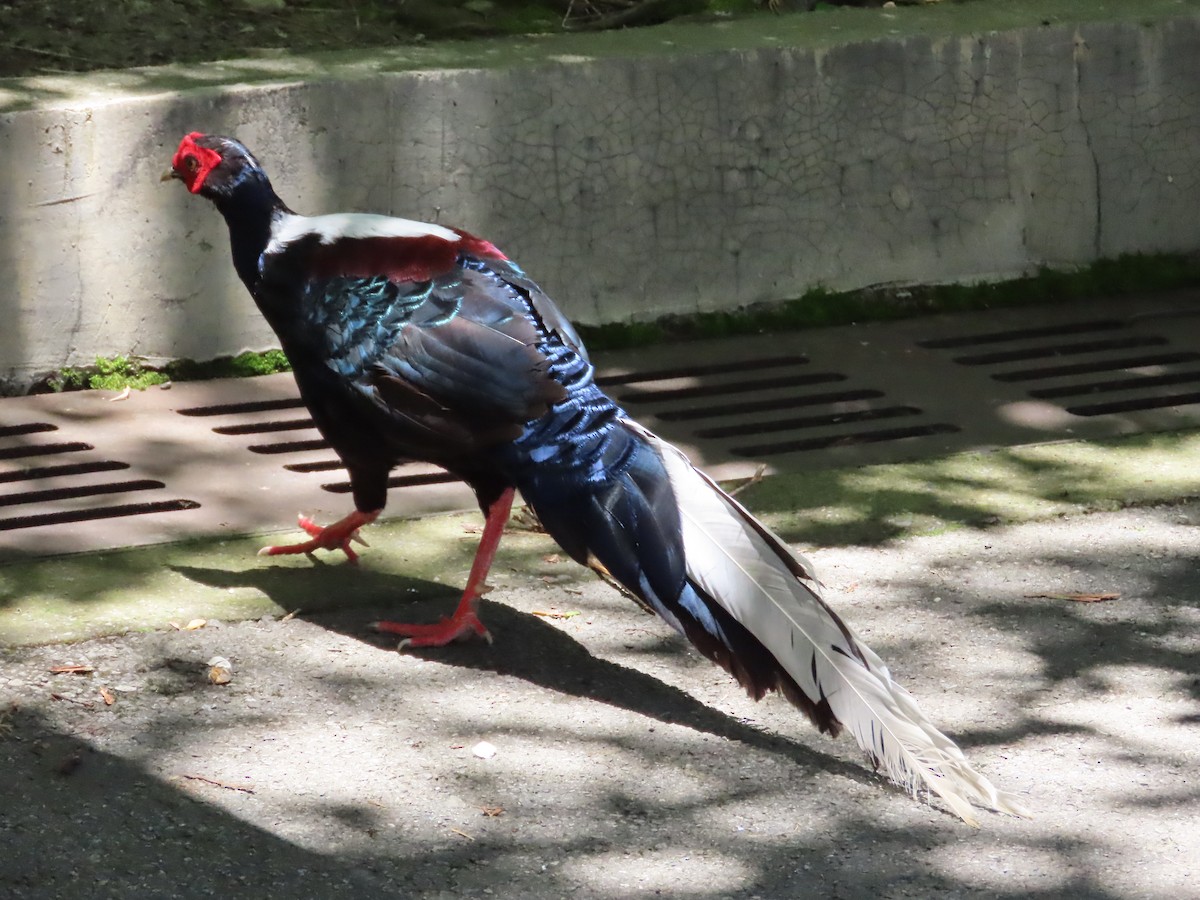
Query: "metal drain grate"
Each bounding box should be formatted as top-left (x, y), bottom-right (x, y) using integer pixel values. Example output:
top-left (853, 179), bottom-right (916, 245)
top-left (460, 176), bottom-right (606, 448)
top-left (0, 423), bottom-right (58, 438)
top-left (594, 354), bottom-right (814, 386)
top-left (988, 351), bottom-right (1200, 383)
top-left (3, 291), bottom-right (1199, 560)
top-left (945, 335), bottom-right (1168, 367)
top-left (653, 388), bottom-right (881, 423)
top-left (175, 399), bottom-right (463, 496)
top-left (602, 353), bottom-right (960, 472)
top-left (161, 352), bottom-right (961, 517)
top-left (916, 309), bottom-right (1200, 419)
top-left (0, 419), bottom-right (199, 535)
top-left (916, 319), bottom-right (1127, 349)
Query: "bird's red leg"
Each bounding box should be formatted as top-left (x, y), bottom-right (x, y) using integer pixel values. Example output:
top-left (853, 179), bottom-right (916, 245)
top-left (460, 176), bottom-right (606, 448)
top-left (373, 487), bottom-right (515, 648)
top-left (258, 509), bottom-right (381, 563)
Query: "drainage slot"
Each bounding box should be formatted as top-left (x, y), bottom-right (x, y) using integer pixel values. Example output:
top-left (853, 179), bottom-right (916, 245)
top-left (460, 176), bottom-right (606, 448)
top-left (731, 423), bottom-right (960, 458)
top-left (597, 355), bottom-right (809, 388)
top-left (1066, 392), bottom-right (1200, 417)
top-left (248, 438), bottom-right (331, 455)
top-left (213, 418), bottom-right (316, 436)
top-left (177, 398), bottom-right (306, 417)
top-left (0, 479), bottom-right (166, 509)
top-left (918, 320), bottom-right (1124, 349)
top-left (618, 372), bottom-right (851, 404)
top-left (1029, 370), bottom-right (1200, 400)
top-left (322, 470), bottom-right (460, 493)
top-left (657, 384), bottom-right (873, 423)
top-left (991, 351), bottom-right (1200, 383)
top-left (0, 422), bottom-right (58, 438)
top-left (284, 459), bottom-right (344, 474)
top-left (953, 336), bottom-right (1167, 366)
top-left (696, 406), bottom-right (921, 439)
top-left (0, 499), bottom-right (202, 531)
top-left (0, 441), bottom-right (93, 461)
top-left (0, 460), bottom-right (130, 484)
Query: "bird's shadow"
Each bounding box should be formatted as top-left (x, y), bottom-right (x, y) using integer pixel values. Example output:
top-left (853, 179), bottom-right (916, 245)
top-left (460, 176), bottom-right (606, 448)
top-left (171, 561), bottom-right (879, 791)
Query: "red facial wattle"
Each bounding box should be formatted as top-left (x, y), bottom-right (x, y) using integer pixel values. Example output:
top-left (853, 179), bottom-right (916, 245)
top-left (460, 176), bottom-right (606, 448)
top-left (172, 132), bottom-right (223, 194)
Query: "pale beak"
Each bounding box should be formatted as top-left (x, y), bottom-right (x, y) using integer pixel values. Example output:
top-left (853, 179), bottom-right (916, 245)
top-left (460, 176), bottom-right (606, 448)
top-left (161, 168), bottom-right (180, 183)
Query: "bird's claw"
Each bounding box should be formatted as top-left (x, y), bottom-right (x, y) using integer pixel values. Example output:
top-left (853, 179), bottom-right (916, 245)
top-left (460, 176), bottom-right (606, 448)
top-left (371, 611), bottom-right (492, 649)
top-left (258, 512), bottom-right (367, 563)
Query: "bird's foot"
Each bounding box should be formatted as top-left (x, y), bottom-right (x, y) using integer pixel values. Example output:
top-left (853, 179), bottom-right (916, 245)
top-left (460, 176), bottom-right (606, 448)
top-left (371, 609), bottom-right (492, 649)
top-left (258, 510), bottom-right (380, 563)
top-left (371, 489), bottom-right (512, 649)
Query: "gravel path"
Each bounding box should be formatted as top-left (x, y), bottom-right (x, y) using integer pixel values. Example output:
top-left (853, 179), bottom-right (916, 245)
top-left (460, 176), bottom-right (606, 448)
top-left (2, 501), bottom-right (1197, 899)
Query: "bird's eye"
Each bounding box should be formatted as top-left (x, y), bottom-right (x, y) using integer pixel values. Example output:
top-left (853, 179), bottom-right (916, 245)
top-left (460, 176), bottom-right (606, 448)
top-left (184, 156), bottom-right (200, 174)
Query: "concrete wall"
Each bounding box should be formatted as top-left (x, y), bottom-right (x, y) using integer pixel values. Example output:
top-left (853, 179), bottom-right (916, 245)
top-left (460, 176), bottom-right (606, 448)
top-left (2, 13), bottom-right (1200, 389)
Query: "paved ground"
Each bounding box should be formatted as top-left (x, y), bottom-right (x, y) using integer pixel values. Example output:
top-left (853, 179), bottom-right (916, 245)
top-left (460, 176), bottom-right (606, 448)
top-left (1, 484), bottom-right (1197, 898)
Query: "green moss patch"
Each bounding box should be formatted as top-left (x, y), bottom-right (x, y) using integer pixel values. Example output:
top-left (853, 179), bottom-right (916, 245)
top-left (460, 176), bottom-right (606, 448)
top-left (32, 350), bottom-right (293, 396)
top-left (734, 429), bottom-right (1200, 548)
top-left (579, 253), bottom-right (1200, 351)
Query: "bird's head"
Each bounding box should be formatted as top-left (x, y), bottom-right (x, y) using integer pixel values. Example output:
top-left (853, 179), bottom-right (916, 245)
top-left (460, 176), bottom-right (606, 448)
top-left (164, 132), bottom-right (267, 200)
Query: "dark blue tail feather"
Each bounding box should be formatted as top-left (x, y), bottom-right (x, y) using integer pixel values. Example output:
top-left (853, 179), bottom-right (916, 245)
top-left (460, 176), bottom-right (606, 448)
top-left (508, 409), bottom-right (826, 724)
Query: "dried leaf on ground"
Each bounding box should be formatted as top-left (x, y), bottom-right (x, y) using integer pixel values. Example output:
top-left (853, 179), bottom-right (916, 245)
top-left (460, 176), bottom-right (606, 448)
top-left (49, 665), bottom-right (94, 675)
top-left (531, 609), bottom-right (580, 620)
top-left (99, 686), bottom-right (116, 706)
top-left (508, 506), bottom-right (545, 533)
top-left (481, 806), bottom-right (505, 817)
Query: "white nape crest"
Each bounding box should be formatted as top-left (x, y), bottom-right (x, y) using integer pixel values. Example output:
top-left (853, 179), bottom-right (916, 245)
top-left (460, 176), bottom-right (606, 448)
top-left (266, 212), bottom-right (460, 255)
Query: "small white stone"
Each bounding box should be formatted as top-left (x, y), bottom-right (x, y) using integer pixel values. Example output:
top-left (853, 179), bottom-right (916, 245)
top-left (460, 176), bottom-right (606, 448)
top-left (472, 741), bottom-right (497, 759)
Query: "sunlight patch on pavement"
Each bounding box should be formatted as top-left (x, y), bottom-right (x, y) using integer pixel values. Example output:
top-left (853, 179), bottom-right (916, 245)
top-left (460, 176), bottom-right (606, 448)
top-left (566, 849), bottom-right (751, 895)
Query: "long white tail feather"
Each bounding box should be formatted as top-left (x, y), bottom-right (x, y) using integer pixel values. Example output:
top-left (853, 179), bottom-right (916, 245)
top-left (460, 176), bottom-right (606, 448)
top-left (634, 423), bottom-right (1029, 824)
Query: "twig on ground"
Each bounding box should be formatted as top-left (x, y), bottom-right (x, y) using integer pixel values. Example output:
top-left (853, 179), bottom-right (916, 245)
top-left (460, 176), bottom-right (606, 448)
top-left (180, 774), bottom-right (255, 794)
top-left (1025, 592), bottom-right (1120, 603)
top-left (50, 693), bottom-right (94, 709)
top-left (727, 464), bottom-right (767, 498)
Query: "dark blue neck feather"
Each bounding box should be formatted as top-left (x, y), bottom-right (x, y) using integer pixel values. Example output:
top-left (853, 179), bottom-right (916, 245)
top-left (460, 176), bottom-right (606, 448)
top-left (213, 174), bottom-right (288, 291)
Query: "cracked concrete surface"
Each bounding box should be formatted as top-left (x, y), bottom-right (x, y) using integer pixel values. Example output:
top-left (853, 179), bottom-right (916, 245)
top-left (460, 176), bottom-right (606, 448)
top-left (1, 499), bottom-right (1197, 898)
top-left (3, 8), bottom-right (1200, 387)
